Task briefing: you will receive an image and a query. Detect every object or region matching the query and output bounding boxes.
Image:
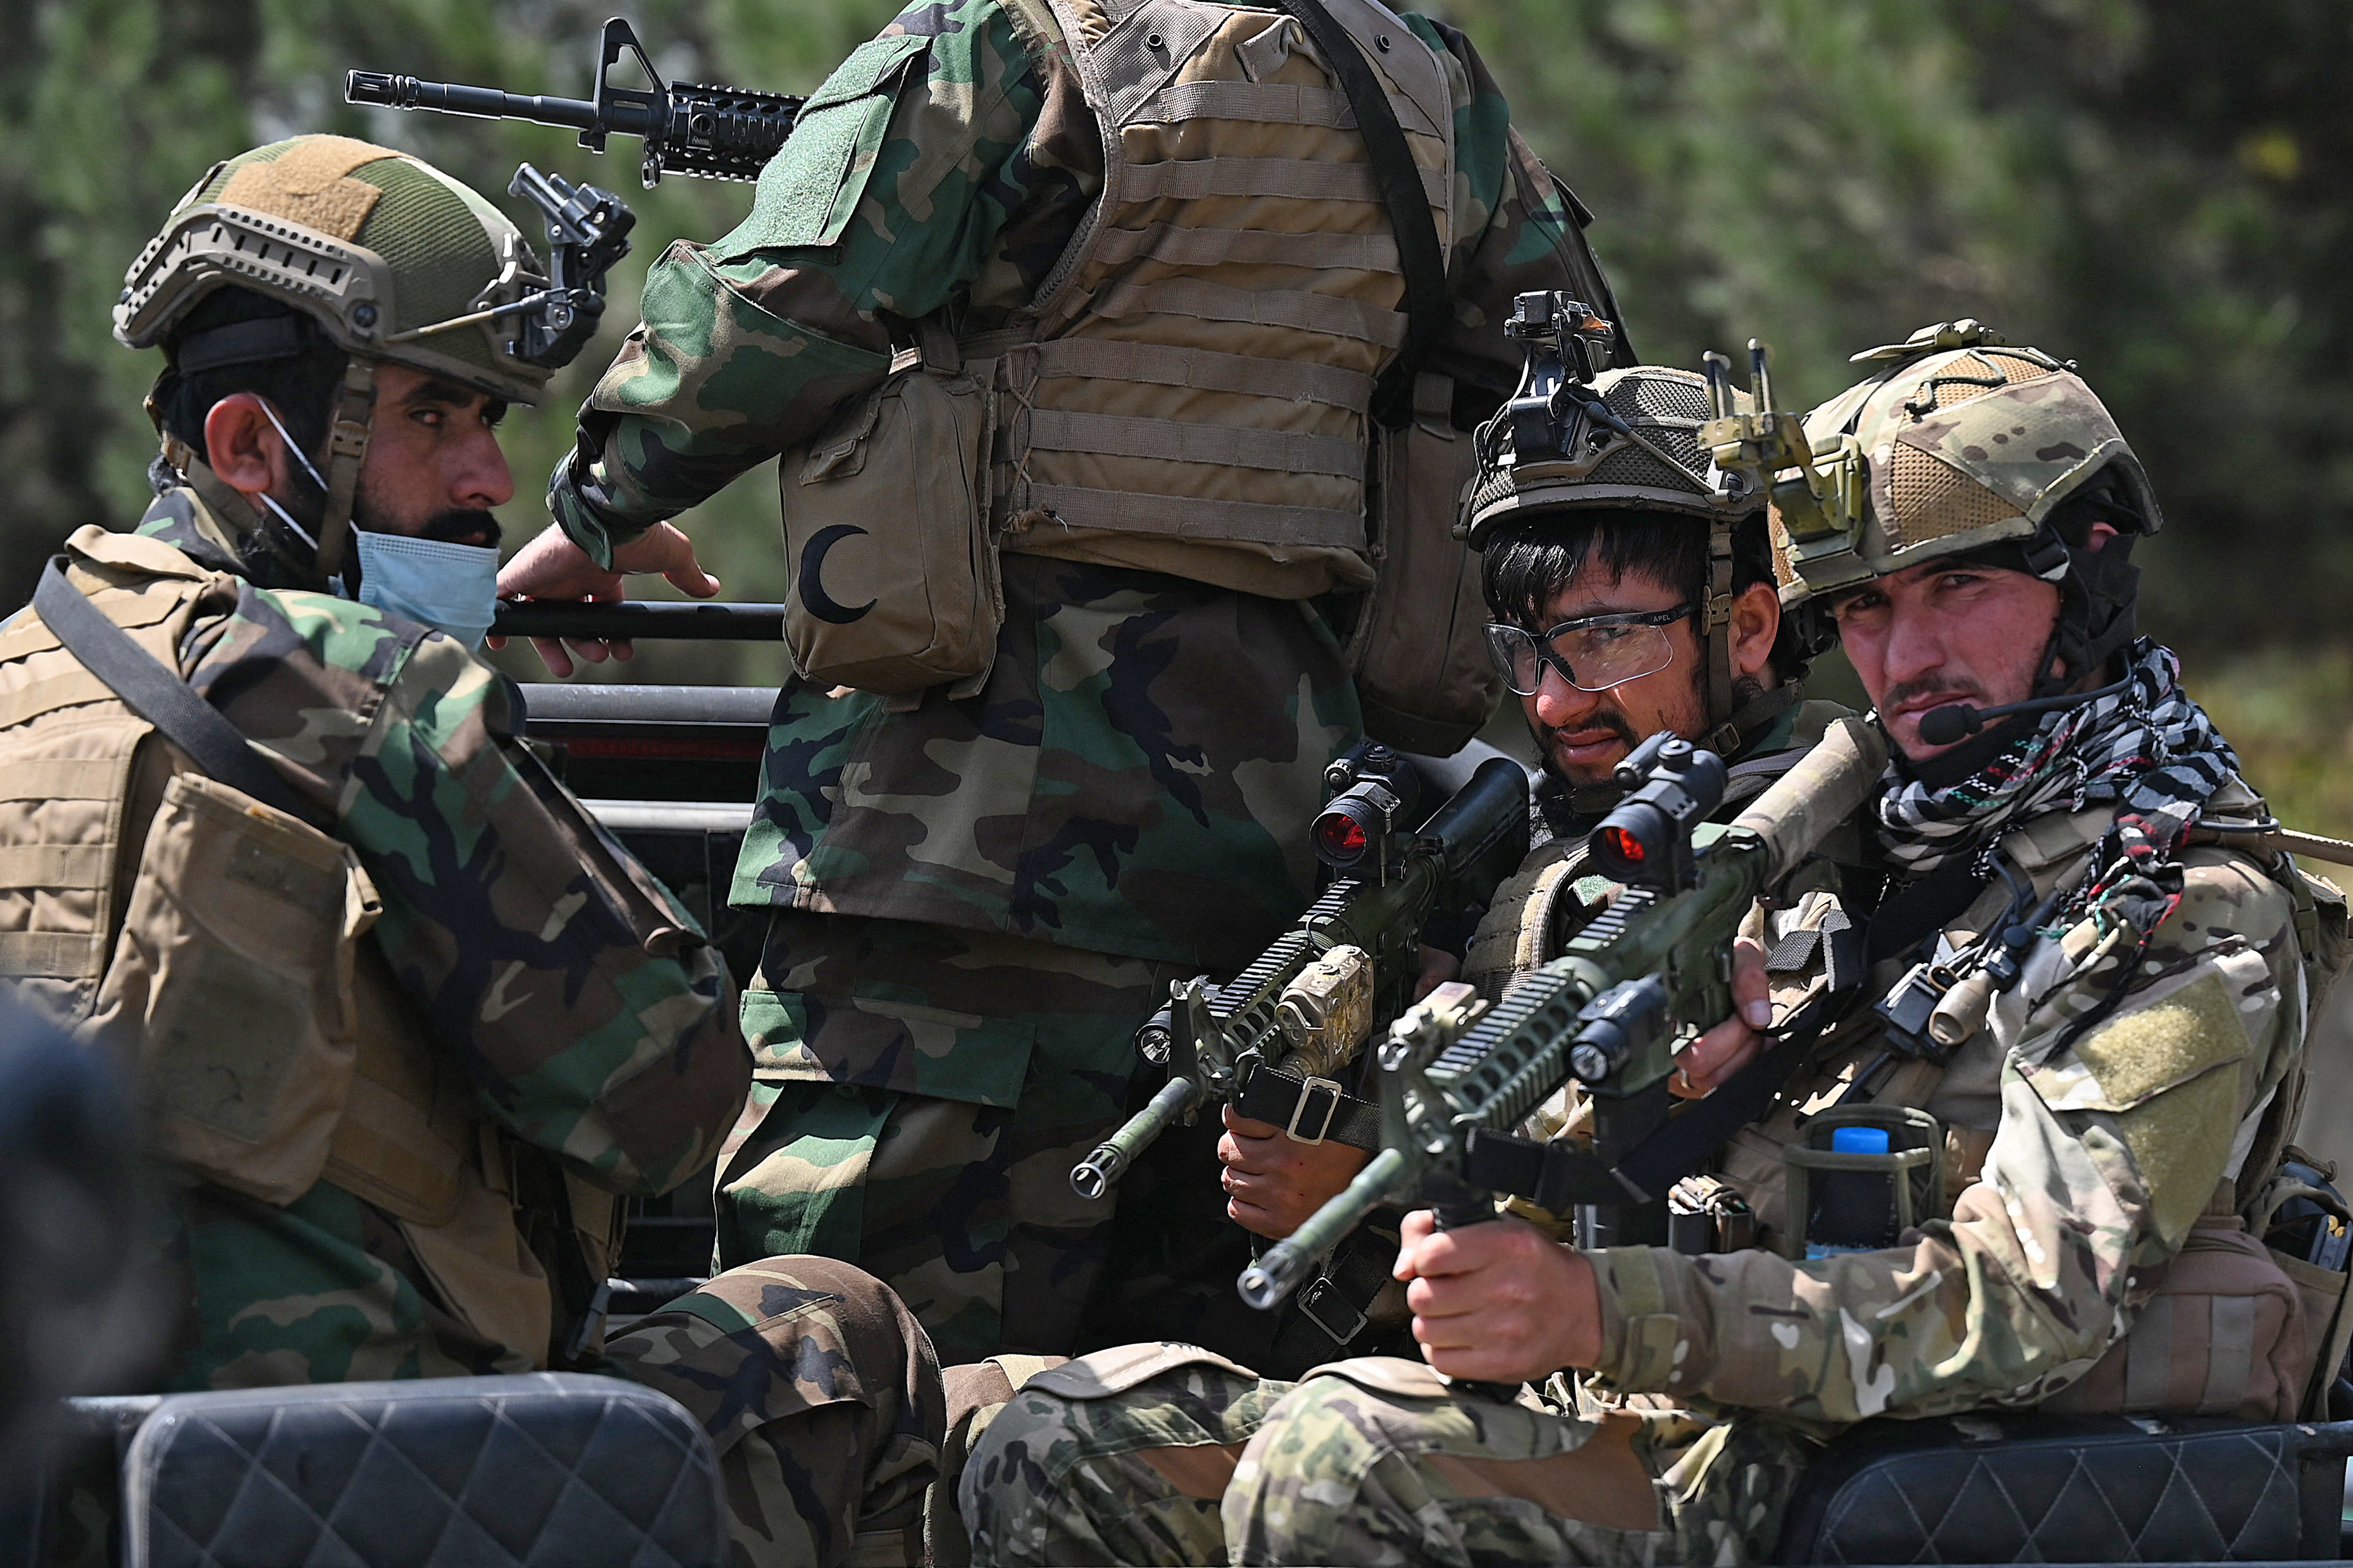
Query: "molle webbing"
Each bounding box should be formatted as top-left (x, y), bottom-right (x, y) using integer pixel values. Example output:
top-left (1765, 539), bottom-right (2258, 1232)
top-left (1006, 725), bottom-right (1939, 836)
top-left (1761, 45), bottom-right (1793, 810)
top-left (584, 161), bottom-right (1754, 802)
top-left (1117, 154), bottom-right (1447, 207)
top-left (1139, 78), bottom-right (1357, 127)
top-left (1029, 338), bottom-right (1373, 409)
top-left (1088, 223), bottom-right (1399, 273)
top-left (1021, 408), bottom-right (1362, 476)
top-left (998, 0), bottom-right (1456, 555)
top-left (1091, 276), bottom-right (1409, 347)
top-left (0, 560), bottom-right (213, 999)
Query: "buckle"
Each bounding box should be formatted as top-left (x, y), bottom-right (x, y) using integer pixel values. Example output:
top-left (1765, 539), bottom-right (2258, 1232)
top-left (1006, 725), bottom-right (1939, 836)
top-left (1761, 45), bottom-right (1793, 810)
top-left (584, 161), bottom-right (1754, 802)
top-left (1286, 1076), bottom-right (1343, 1145)
top-left (1294, 1273), bottom-right (1370, 1345)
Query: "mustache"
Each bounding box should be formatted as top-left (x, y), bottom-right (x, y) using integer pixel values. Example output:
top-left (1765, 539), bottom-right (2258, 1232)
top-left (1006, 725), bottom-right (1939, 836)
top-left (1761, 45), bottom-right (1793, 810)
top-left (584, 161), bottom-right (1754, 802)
top-left (1536, 704), bottom-right (1638, 787)
top-left (1879, 676), bottom-right (1980, 713)
top-left (414, 509), bottom-right (502, 548)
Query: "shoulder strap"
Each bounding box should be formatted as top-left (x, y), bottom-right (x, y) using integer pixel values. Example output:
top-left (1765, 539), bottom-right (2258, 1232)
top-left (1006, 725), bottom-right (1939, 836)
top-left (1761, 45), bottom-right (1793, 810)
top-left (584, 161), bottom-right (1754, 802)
top-left (32, 557), bottom-right (313, 825)
top-left (1274, 0), bottom-right (1449, 428)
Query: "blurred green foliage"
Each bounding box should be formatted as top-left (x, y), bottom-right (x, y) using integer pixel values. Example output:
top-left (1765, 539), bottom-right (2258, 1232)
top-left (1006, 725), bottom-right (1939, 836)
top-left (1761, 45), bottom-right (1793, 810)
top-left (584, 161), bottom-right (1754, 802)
top-left (2, 0), bottom-right (2345, 818)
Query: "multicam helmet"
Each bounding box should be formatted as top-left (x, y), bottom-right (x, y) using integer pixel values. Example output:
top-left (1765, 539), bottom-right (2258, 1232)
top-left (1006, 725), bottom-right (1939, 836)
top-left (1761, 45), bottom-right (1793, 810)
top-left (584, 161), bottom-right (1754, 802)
top-left (115, 135), bottom-right (560, 579)
top-left (1744, 320), bottom-right (2163, 608)
top-left (1713, 320), bottom-right (2161, 694)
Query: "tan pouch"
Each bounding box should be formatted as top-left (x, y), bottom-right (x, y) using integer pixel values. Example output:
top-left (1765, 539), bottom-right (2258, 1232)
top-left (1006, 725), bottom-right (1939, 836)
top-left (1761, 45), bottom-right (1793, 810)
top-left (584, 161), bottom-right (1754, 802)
top-left (2040, 1221), bottom-right (2311, 1422)
top-left (1347, 372), bottom-right (1501, 755)
top-left (87, 771), bottom-right (378, 1206)
top-left (2247, 1161), bottom-right (2353, 1418)
top-left (781, 319), bottom-right (1002, 696)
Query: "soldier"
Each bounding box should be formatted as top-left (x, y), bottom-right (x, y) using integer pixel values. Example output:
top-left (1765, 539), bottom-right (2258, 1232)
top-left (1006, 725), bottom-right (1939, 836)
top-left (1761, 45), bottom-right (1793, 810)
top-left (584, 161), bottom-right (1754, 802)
top-left (959, 323), bottom-right (2342, 1565)
top-left (494, 0), bottom-right (1631, 1363)
top-left (8, 136), bottom-right (941, 1568)
top-left (1455, 358), bottom-right (1849, 1004)
top-left (1104, 360), bottom-right (1849, 1373)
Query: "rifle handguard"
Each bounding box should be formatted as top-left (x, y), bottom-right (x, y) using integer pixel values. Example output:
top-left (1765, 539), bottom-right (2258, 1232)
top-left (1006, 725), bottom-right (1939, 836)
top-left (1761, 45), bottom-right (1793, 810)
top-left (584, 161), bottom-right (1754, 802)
top-left (1727, 716), bottom-right (1889, 882)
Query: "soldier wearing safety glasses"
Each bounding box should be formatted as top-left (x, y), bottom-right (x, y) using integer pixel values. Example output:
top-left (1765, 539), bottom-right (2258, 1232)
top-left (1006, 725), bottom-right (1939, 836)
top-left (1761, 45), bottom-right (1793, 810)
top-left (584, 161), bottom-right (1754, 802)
top-left (1459, 361), bottom-right (1851, 1002)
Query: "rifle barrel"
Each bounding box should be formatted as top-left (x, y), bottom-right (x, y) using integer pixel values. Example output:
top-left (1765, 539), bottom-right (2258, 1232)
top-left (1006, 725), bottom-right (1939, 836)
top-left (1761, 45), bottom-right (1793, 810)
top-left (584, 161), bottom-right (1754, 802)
top-left (346, 71), bottom-right (631, 136)
top-left (1072, 1075), bottom-right (1204, 1200)
top-left (1239, 1146), bottom-right (1407, 1309)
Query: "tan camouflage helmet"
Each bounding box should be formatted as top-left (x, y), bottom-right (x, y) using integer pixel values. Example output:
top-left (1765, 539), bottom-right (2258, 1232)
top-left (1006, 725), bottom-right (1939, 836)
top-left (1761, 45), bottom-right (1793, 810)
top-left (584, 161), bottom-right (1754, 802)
top-left (1754, 319), bottom-right (2164, 608)
top-left (114, 135), bottom-right (557, 575)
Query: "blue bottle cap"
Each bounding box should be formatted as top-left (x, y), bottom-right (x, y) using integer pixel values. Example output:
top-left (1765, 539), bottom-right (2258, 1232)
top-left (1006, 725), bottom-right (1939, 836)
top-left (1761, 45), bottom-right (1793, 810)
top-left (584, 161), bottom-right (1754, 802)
top-left (1830, 1126), bottom-right (1891, 1155)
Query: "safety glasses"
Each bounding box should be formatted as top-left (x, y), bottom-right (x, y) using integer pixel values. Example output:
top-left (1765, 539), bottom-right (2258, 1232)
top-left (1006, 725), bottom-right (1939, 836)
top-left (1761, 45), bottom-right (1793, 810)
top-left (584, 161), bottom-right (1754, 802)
top-left (1483, 605), bottom-right (1693, 696)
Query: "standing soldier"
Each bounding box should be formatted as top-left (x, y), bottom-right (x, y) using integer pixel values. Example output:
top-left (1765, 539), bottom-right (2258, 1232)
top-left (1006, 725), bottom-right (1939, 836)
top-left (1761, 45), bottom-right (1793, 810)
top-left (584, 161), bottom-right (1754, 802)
top-left (11, 135), bottom-right (943, 1568)
top-left (962, 323), bottom-right (2345, 1565)
top-left (497, 0), bottom-right (1634, 1363)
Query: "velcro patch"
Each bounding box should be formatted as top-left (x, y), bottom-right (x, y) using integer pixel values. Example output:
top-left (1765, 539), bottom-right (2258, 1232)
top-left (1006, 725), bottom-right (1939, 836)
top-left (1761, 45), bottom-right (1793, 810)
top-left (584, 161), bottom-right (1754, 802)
top-left (219, 135), bottom-right (399, 240)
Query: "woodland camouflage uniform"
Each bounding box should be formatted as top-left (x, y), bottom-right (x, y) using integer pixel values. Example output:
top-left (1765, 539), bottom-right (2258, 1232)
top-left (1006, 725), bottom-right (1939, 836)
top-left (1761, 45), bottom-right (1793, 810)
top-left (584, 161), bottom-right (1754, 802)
top-left (958, 333), bottom-right (2338, 1565)
top-left (552, 0), bottom-right (1627, 1362)
top-left (16, 135), bottom-right (955, 1568)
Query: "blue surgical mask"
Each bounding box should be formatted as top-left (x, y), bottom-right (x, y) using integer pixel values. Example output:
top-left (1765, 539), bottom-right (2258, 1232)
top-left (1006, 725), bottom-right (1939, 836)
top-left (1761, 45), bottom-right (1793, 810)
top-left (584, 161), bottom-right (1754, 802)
top-left (354, 529), bottom-right (501, 650)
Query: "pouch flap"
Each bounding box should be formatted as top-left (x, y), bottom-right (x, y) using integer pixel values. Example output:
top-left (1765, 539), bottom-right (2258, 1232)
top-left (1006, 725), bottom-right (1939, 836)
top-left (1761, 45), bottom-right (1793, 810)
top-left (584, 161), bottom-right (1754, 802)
top-left (712, 34), bottom-right (929, 254)
top-left (1292, 1353), bottom-right (1451, 1402)
top-left (2023, 961), bottom-right (2258, 1113)
top-left (1025, 1341), bottom-right (1258, 1400)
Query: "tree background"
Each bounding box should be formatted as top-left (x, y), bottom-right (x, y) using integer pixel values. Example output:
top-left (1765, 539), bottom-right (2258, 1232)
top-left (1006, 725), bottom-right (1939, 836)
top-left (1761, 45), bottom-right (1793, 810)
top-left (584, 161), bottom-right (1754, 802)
top-left (4, 0), bottom-right (2347, 824)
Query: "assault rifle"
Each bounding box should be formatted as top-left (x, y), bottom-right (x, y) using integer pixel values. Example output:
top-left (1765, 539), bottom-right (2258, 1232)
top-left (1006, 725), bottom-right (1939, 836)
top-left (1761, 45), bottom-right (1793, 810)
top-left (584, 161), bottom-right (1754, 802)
top-left (347, 18), bottom-right (801, 187)
top-left (1239, 716), bottom-right (1889, 1311)
top-left (1070, 748), bottom-right (1529, 1201)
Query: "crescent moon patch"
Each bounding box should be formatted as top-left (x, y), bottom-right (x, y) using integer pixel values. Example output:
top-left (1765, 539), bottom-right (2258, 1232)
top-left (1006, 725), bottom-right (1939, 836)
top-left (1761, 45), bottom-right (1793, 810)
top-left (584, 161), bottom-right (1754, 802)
top-left (797, 524), bottom-right (878, 625)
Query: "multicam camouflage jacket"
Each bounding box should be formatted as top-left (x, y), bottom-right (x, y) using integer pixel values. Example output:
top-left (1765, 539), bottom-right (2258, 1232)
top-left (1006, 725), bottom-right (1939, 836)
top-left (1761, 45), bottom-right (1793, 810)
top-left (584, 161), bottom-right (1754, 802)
top-left (101, 494), bottom-right (748, 1388)
top-left (1565, 777), bottom-right (2321, 1429)
top-left (549, 0), bottom-right (1624, 968)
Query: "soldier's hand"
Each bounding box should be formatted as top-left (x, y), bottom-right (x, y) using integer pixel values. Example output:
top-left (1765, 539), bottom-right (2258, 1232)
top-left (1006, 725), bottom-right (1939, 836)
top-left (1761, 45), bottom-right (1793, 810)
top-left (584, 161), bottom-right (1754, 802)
top-left (1412, 944), bottom-right (1460, 1001)
top-left (1219, 1104), bottom-right (1370, 1240)
top-left (1395, 1209), bottom-right (1601, 1383)
top-left (492, 522), bottom-right (720, 676)
top-left (1672, 935), bottom-right (1771, 1099)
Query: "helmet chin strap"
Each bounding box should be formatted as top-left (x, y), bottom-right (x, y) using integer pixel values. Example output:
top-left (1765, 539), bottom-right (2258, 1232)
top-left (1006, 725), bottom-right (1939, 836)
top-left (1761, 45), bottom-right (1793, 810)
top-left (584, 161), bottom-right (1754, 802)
top-left (153, 362), bottom-right (378, 592)
top-left (313, 359), bottom-right (378, 583)
top-left (1700, 514), bottom-right (1740, 753)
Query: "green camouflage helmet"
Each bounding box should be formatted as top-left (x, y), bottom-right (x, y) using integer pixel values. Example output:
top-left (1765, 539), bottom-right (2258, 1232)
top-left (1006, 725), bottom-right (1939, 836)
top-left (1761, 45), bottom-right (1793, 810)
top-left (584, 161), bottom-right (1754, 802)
top-left (1738, 319), bottom-right (2164, 610)
top-left (116, 135), bottom-right (554, 405)
top-left (115, 135), bottom-right (558, 579)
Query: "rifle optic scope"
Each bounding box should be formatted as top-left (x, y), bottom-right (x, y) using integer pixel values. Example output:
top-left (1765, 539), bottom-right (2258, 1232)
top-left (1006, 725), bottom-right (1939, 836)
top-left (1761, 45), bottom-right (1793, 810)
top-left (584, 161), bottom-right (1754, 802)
top-left (1313, 743), bottom-right (1422, 875)
top-left (1589, 733), bottom-right (1727, 889)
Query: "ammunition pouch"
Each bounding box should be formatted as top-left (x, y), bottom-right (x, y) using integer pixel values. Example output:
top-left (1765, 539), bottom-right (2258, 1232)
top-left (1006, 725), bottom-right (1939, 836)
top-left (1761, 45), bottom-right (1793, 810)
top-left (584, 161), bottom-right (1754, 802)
top-left (87, 772), bottom-right (378, 1207)
top-left (780, 320), bottom-right (1003, 698)
top-left (1348, 373), bottom-right (1500, 755)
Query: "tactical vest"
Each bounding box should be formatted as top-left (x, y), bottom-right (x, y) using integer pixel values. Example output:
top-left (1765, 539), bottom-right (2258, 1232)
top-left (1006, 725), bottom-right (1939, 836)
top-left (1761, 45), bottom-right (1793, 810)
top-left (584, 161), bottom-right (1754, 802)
top-left (0, 528), bottom-right (615, 1376)
top-left (1487, 777), bottom-right (2353, 1424)
top-left (983, 0), bottom-right (1456, 584)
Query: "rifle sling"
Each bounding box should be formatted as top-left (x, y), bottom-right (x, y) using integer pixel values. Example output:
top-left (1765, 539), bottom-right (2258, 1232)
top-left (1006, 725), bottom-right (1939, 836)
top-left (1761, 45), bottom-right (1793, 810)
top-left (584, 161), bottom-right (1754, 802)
top-left (1234, 1059), bottom-right (1381, 1152)
top-left (1465, 987), bottom-right (1861, 1213)
top-left (33, 558), bottom-right (318, 826)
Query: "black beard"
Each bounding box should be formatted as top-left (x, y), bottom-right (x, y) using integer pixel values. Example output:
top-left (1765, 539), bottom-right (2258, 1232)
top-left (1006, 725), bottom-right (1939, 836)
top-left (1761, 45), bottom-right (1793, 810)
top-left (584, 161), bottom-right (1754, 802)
top-left (410, 509), bottom-right (502, 548)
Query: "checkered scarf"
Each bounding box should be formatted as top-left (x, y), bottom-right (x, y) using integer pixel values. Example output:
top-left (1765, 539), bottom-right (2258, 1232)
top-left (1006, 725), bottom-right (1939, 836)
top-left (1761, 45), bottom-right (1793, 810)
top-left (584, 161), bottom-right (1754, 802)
top-left (1872, 641), bottom-right (2245, 902)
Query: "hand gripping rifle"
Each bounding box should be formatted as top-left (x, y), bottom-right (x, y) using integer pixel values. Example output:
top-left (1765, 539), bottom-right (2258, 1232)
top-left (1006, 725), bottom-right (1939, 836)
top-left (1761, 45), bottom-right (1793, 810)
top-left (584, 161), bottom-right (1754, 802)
top-left (1238, 716), bottom-right (1889, 1312)
top-left (1071, 749), bottom-right (1530, 1201)
top-left (348, 18), bottom-right (801, 187)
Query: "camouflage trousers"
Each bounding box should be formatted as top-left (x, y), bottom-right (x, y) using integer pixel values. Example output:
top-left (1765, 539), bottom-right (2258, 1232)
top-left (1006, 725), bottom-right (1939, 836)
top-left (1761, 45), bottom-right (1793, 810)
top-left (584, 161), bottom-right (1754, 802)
top-left (716, 911), bottom-right (1194, 1364)
top-left (958, 1347), bottom-right (1820, 1567)
top-left (608, 1256), bottom-right (945, 1568)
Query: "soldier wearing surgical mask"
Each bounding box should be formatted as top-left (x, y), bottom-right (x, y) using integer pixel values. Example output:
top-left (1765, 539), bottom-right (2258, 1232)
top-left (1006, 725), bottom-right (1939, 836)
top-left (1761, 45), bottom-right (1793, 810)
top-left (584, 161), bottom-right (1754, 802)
top-left (0, 135), bottom-right (955, 1568)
